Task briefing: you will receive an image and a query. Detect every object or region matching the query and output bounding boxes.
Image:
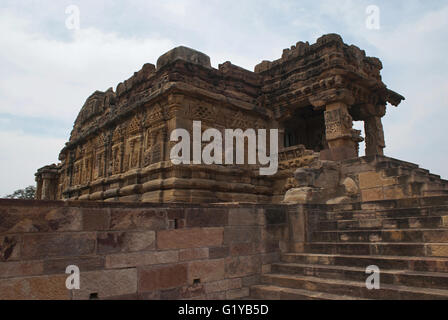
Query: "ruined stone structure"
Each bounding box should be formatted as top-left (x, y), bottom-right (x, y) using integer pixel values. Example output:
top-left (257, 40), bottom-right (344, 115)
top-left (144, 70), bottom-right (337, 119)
top-left (35, 34), bottom-right (405, 204)
top-left (7, 34), bottom-right (446, 300)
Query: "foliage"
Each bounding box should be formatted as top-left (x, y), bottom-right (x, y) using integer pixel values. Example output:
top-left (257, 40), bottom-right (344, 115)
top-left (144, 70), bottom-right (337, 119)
top-left (5, 186), bottom-right (36, 199)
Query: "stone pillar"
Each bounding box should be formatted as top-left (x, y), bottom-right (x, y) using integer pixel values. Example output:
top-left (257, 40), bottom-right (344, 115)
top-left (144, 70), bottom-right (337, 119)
top-left (35, 176), bottom-right (43, 200)
top-left (41, 175), bottom-right (51, 200)
top-left (323, 102), bottom-right (357, 161)
top-left (35, 164), bottom-right (60, 200)
top-left (363, 104), bottom-right (386, 157)
top-left (310, 89), bottom-right (360, 161)
top-left (278, 128), bottom-right (285, 149)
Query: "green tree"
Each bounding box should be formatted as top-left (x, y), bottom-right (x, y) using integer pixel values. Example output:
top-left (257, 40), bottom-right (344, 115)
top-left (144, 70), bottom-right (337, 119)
top-left (5, 186), bottom-right (36, 199)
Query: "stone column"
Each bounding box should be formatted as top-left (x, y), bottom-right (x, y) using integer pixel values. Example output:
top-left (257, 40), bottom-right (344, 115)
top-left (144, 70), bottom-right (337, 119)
top-left (278, 128), bottom-right (285, 149)
top-left (35, 176), bottom-right (43, 200)
top-left (323, 101), bottom-right (357, 161)
top-left (41, 175), bottom-right (51, 200)
top-left (35, 165), bottom-right (60, 200)
top-left (363, 104), bottom-right (386, 157)
top-left (310, 89), bottom-right (360, 161)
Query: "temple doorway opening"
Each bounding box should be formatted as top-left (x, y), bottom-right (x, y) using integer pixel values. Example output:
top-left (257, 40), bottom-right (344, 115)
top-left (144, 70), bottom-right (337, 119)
top-left (282, 106), bottom-right (326, 152)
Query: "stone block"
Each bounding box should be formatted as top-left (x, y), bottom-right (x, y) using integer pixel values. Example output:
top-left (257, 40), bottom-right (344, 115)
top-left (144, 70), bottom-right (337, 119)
top-left (157, 46), bottom-right (212, 70)
top-left (0, 274), bottom-right (69, 299)
top-left (204, 278), bottom-right (241, 294)
top-left (263, 225), bottom-right (288, 242)
top-left (110, 208), bottom-right (167, 231)
top-left (204, 279), bottom-right (228, 294)
top-left (138, 290), bottom-right (161, 300)
top-left (223, 226), bottom-right (261, 244)
top-left (82, 208), bottom-right (110, 231)
top-left (255, 240), bottom-right (279, 254)
top-left (225, 255), bottom-right (261, 278)
top-left (0, 207), bottom-right (82, 234)
top-left (0, 235), bottom-right (20, 261)
top-left (359, 171), bottom-right (396, 189)
top-left (228, 208), bottom-right (262, 226)
top-left (139, 263), bottom-right (188, 292)
top-left (226, 287), bottom-right (249, 299)
top-left (21, 233), bottom-right (96, 259)
top-left (166, 208), bottom-right (185, 220)
top-left (0, 260), bottom-right (44, 278)
top-left (97, 231), bottom-right (156, 254)
top-left (206, 291), bottom-right (226, 300)
top-left (241, 275), bottom-right (260, 287)
top-left (428, 245), bottom-right (448, 257)
top-left (230, 242), bottom-right (255, 256)
top-left (106, 293), bottom-right (139, 300)
top-left (185, 208), bottom-right (228, 227)
top-left (208, 246), bottom-right (229, 259)
top-left (105, 250), bottom-right (178, 268)
top-left (188, 259), bottom-right (225, 284)
top-left (179, 248), bottom-right (209, 261)
top-left (157, 227), bottom-right (223, 249)
top-left (262, 264), bottom-right (271, 274)
top-left (261, 252), bottom-right (280, 264)
top-left (265, 208), bottom-right (287, 224)
top-left (383, 185), bottom-right (406, 200)
top-left (72, 268), bottom-right (137, 300)
top-left (361, 188), bottom-right (384, 202)
top-left (160, 285), bottom-right (205, 299)
top-left (43, 256), bottom-right (105, 274)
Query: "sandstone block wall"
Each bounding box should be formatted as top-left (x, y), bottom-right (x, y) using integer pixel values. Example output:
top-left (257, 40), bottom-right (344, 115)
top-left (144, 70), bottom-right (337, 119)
top-left (0, 199), bottom-right (292, 300)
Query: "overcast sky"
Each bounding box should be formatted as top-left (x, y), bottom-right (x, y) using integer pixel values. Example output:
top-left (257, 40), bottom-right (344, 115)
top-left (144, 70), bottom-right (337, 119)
top-left (0, 0), bottom-right (447, 196)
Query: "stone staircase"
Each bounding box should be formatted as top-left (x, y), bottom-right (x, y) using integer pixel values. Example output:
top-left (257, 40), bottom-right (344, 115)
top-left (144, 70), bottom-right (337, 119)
top-left (343, 156), bottom-right (448, 201)
top-left (377, 158), bottom-right (448, 198)
top-left (251, 195), bottom-right (448, 300)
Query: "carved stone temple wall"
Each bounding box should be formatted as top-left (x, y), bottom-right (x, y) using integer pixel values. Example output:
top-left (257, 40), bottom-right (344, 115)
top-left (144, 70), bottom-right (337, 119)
top-left (35, 34), bottom-right (405, 203)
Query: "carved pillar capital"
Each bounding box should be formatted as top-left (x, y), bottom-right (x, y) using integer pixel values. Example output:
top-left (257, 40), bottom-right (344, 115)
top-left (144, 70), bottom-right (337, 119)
top-left (309, 89), bottom-right (355, 110)
top-left (359, 103), bottom-right (386, 118)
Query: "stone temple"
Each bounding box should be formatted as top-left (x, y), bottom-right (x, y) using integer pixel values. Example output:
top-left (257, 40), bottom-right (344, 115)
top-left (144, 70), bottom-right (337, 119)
top-left (2, 34), bottom-right (448, 300)
top-left (35, 33), bottom-right (406, 204)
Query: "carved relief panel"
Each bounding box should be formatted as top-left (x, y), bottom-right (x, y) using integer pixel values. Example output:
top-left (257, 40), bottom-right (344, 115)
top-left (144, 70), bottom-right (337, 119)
top-left (324, 107), bottom-right (352, 141)
top-left (124, 135), bottom-right (142, 170)
top-left (111, 143), bottom-right (123, 175)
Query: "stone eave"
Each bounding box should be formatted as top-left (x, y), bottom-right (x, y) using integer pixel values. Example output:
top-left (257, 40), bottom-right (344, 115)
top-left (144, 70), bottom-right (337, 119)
top-left (386, 89), bottom-right (405, 107)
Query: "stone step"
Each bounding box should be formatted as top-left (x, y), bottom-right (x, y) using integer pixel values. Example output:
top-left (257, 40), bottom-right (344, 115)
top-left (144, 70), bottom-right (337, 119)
top-left (311, 229), bottom-right (448, 243)
top-left (305, 242), bottom-right (448, 257)
top-left (250, 284), bottom-right (367, 300)
top-left (261, 273), bottom-right (448, 300)
top-left (320, 205), bottom-right (448, 221)
top-left (382, 167), bottom-right (424, 178)
top-left (318, 215), bottom-right (448, 231)
top-left (375, 158), bottom-right (419, 170)
top-left (282, 253), bottom-right (448, 273)
top-left (326, 196), bottom-right (448, 213)
top-left (424, 190), bottom-right (448, 197)
top-left (271, 263), bottom-right (448, 290)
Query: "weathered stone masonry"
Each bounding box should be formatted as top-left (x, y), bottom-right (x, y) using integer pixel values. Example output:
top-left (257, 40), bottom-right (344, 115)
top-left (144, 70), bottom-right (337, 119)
top-left (0, 199), bottom-right (292, 300)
